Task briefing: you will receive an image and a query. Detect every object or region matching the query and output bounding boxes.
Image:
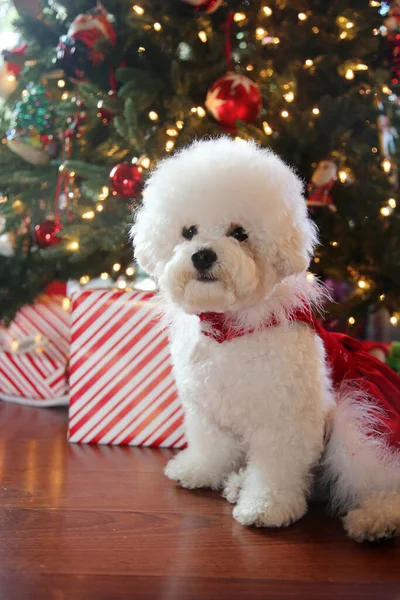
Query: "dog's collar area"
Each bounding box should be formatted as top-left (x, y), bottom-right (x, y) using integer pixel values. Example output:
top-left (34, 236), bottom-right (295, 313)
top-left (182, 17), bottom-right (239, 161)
top-left (198, 306), bottom-right (316, 343)
top-left (198, 311), bottom-right (278, 343)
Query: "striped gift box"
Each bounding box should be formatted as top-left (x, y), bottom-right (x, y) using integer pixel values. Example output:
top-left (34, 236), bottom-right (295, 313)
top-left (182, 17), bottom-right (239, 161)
top-left (68, 290), bottom-right (186, 448)
top-left (0, 346), bottom-right (68, 406)
top-left (0, 293), bottom-right (70, 406)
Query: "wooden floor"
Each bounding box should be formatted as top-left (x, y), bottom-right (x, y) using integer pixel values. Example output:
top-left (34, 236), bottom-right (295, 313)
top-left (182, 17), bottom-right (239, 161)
top-left (0, 403), bottom-right (399, 600)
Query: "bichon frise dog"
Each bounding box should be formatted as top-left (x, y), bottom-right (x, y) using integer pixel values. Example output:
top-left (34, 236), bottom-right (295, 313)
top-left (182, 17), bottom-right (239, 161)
top-left (132, 137), bottom-right (400, 543)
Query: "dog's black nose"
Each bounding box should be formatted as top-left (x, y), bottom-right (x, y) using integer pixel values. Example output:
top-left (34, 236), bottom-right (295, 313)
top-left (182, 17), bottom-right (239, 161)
top-left (191, 249), bottom-right (217, 271)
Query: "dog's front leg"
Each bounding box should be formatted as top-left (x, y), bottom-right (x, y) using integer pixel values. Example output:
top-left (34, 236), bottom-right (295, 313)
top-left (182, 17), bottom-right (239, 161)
top-left (233, 426), bottom-right (320, 528)
top-left (165, 406), bottom-right (242, 490)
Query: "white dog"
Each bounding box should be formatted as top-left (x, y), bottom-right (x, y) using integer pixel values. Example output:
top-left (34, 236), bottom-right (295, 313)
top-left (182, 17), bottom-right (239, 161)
top-left (132, 137), bottom-right (400, 543)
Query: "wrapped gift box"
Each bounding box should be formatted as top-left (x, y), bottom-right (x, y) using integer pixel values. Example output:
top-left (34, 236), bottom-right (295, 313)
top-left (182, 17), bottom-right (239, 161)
top-left (68, 290), bottom-right (186, 448)
top-left (0, 288), bottom-right (70, 406)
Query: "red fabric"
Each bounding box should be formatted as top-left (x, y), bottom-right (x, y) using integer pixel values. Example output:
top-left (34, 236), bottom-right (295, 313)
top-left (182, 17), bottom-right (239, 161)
top-left (199, 309), bottom-right (400, 450)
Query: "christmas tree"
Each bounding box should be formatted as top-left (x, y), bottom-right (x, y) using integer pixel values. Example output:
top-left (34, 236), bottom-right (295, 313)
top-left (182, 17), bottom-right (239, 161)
top-left (0, 0), bottom-right (399, 333)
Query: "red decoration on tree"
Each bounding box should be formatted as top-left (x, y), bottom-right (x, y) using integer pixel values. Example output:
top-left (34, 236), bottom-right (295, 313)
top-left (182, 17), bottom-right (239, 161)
top-left (205, 73), bottom-right (262, 130)
top-left (385, 1), bottom-right (400, 83)
top-left (34, 219), bottom-right (63, 248)
top-left (110, 163), bottom-right (143, 198)
top-left (307, 160), bottom-right (337, 212)
top-left (180, 0), bottom-right (223, 14)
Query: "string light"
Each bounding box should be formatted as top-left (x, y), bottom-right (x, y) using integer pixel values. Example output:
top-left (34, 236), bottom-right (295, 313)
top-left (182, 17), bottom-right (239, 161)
top-left (138, 46), bottom-right (145, 53)
top-left (62, 298), bottom-right (71, 311)
top-left (388, 198), bottom-right (397, 208)
top-left (306, 273), bottom-right (315, 283)
top-left (198, 30), bottom-right (207, 42)
top-left (338, 170), bottom-right (348, 183)
top-left (298, 12), bottom-right (307, 20)
top-left (390, 315), bottom-right (398, 326)
top-left (382, 85), bottom-right (392, 94)
top-left (113, 263), bottom-right (121, 272)
top-left (281, 110), bottom-right (289, 118)
top-left (357, 279), bottom-right (367, 289)
top-left (96, 204), bottom-right (104, 212)
top-left (234, 137), bottom-right (247, 144)
top-left (305, 59), bottom-right (314, 67)
top-left (140, 157), bottom-right (151, 168)
top-left (340, 31), bottom-right (348, 39)
top-left (382, 159), bottom-right (392, 173)
top-left (348, 316), bottom-right (356, 325)
top-left (345, 69), bottom-right (354, 80)
top-left (133, 5), bottom-right (144, 15)
top-left (370, 0), bottom-right (381, 5)
top-left (371, 147), bottom-right (378, 153)
top-left (330, 241), bottom-right (339, 247)
top-left (355, 64), bottom-right (368, 71)
top-left (57, 79), bottom-right (66, 88)
top-left (312, 107), bottom-right (320, 115)
top-left (100, 272), bottom-right (109, 280)
top-left (126, 267), bottom-right (135, 276)
top-left (166, 140), bottom-right (175, 152)
top-left (197, 106), bottom-right (206, 117)
top-left (263, 121), bottom-right (273, 135)
top-left (7, 74), bottom-right (16, 82)
top-left (312, 26), bottom-right (319, 34)
top-left (346, 21), bottom-right (354, 29)
top-left (190, 107), bottom-right (198, 114)
top-left (263, 6), bottom-right (272, 16)
top-left (284, 91), bottom-right (295, 102)
top-left (117, 279), bottom-right (127, 289)
top-left (166, 128), bottom-right (178, 136)
top-left (61, 92), bottom-right (69, 100)
top-left (82, 210), bottom-right (95, 220)
top-left (68, 241), bottom-right (79, 251)
top-left (380, 206), bottom-right (392, 216)
top-left (234, 12), bottom-right (246, 22)
top-left (273, 37), bottom-right (280, 44)
top-left (148, 111), bottom-right (158, 121)
top-left (380, 294), bottom-right (385, 301)
top-left (153, 22), bottom-right (162, 31)
top-left (80, 275), bottom-right (90, 285)
top-left (176, 120), bottom-right (184, 129)
top-left (256, 27), bottom-right (267, 40)
top-left (246, 65), bottom-right (254, 72)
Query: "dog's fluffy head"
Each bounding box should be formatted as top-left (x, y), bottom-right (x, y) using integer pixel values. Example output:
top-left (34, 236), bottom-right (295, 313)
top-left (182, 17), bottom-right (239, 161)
top-left (132, 137), bottom-right (317, 314)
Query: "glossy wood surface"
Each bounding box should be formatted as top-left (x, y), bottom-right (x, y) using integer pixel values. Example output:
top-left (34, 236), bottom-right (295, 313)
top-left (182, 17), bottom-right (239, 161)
top-left (0, 402), bottom-right (399, 600)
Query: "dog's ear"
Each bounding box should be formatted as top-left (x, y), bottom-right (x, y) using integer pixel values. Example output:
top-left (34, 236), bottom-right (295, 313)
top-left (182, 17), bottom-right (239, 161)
top-left (274, 217), bottom-right (317, 278)
top-left (131, 204), bottom-right (158, 276)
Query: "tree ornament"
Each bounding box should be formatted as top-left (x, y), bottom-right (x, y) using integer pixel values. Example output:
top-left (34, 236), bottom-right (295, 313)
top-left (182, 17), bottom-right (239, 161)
top-left (0, 44), bottom-right (28, 101)
top-left (34, 218), bottom-right (63, 248)
top-left (307, 160), bottom-right (337, 212)
top-left (110, 163), bottom-right (143, 198)
top-left (6, 83), bottom-right (59, 166)
top-left (205, 73), bottom-right (262, 130)
top-left (384, 0), bottom-right (400, 83)
top-left (56, 5), bottom-right (116, 80)
top-left (180, 0), bottom-right (223, 14)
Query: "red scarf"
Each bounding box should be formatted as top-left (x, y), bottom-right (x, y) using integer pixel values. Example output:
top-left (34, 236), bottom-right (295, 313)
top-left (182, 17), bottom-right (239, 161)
top-left (199, 309), bottom-right (400, 450)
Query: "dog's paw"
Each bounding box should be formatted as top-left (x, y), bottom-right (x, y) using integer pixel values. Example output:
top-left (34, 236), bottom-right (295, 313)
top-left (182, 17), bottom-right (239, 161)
top-left (222, 469), bottom-right (245, 504)
top-left (233, 493), bottom-right (307, 528)
top-left (343, 496), bottom-right (400, 544)
top-left (164, 452), bottom-right (223, 490)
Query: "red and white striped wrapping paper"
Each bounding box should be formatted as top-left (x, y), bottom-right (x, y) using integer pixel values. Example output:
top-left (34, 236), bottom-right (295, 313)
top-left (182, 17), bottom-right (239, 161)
top-left (0, 293), bottom-right (70, 406)
top-left (68, 290), bottom-right (186, 448)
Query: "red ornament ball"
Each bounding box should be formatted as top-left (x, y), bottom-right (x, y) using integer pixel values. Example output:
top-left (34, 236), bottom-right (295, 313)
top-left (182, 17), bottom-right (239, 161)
top-left (34, 219), bottom-right (63, 248)
top-left (110, 163), bottom-right (143, 198)
top-left (180, 0), bottom-right (223, 14)
top-left (205, 73), bottom-right (262, 130)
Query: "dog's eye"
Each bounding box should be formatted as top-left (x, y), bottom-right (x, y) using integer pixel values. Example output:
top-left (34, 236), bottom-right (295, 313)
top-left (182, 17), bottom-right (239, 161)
top-left (228, 226), bottom-right (248, 243)
top-left (182, 225), bottom-right (198, 240)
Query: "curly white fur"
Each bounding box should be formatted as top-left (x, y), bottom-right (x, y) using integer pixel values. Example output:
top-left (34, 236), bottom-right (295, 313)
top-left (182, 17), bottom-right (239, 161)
top-left (132, 137), bottom-right (400, 543)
